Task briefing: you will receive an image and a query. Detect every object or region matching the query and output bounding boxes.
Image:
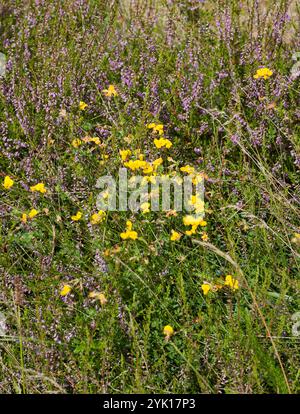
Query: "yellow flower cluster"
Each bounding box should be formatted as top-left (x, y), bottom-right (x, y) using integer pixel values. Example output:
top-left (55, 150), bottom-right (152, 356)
top-left (180, 166), bottom-right (207, 185)
top-left (72, 136), bottom-right (102, 148)
top-left (224, 274), bottom-right (239, 290)
top-left (30, 183), bottom-right (47, 194)
top-left (119, 149), bottom-right (132, 161)
top-left (21, 209), bottom-right (39, 223)
top-left (180, 165), bottom-right (195, 174)
top-left (124, 159), bottom-right (151, 171)
top-left (102, 84), bottom-right (118, 97)
top-left (201, 232), bottom-right (209, 241)
top-left (120, 220), bottom-right (138, 240)
top-left (140, 202), bottom-right (150, 214)
top-left (201, 275), bottom-right (239, 296)
top-left (253, 67), bottom-right (273, 80)
top-left (72, 138), bottom-right (82, 148)
top-left (183, 215), bottom-right (207, 236)
top-left (147, 123), bottom-right (164, 135)
top-left (71, 211), bottom-right (82, 221)
top-left (152, 157), bottom-right (163, 168)
top-left (170, 230), bottom-right (181, 241)
top-left (147, 122), bottom-right (173, 149)
top-left (83, 136), bottom-right (101, 145)
top-left (90, 210), bottom-right (106, 225)
top-left (154, 137), bottom-right (172, 149)
top-left (69, 210), bottom-right (108, 224)
top-left (123, 156), bottom-right (163, 175)
top-left (188, 195), bottom-right (205, 215)
top-left (60, 283), bottom-right (108, 306)
top-left (3, 176), bottom-right (48, 197)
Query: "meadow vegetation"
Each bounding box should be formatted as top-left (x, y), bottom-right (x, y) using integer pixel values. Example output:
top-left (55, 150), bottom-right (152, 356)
top-left (0, 0), bottom-right (299, 393)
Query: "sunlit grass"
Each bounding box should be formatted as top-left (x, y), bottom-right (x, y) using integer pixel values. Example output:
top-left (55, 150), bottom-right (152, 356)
top-left (0, 0), bottom-right (299, 394)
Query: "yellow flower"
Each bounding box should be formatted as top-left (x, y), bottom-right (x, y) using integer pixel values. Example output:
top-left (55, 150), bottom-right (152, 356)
top-left (21, 213), bottom-right (27, 223)
top-left (185, 224), bottom-right (198, 236)
top-left (192, 173), bottom-right (207, 184)
top-left (183, 215), bottom-right (196, 226)
top-left (60, 284), bottom-right (71, 296)
top-left (155, 124), bottom-right (164, 134)
top-left (124, 159), bottom-right (154, 175)
top-left (79, 101), bottom-right (88, 110)
top-left (28, 209), bottom-right (39, 219)
top-left (121, 230), bottom-right (138, 240)
top-left (120, 220), bottom-right (138, 240)
top-left (72, 138), bottom-right (82, 148)
top-left (82, 136), bottom-right (101, 146)
top-left (194, 202), bottom-right (205, 214)
top-left (102, 84), bottom-right (118, 97)
top-left (189, 195), bottom-right (197, 205)
top-left (143, 164), bottom-right (154, 174)
top-left (163, 325), bottom-right (174, 339)
top-left (89, 291), bottom-right (107, 306)
top-left (119, 149), bottom-right (132, 161)
top-left (152, 157), bottom-right (163, 169)
top-left (140, 202), bottom-right (150, 214)
top-left (30, 183), bottom-right (47, 194)
top-left (147, 123), bottom-right (156, 129)
top-left (154, 137), bottom-right (172, 149)
top-left (201, 283), bottom-right (211, 295)
top-left (124, 159), bottom-right (147, 171)
top-left (90, 210), bottom-right (106, 225)
top-left (224, 275), bottom-right (239, 290)
top-left (3, 175), bottom-right (14, 189)
top-left (71, 211), bottom-right (82, 221)
top-left (183, 215), bottom-right (206, 227)
top-left (147, 123), bottom-right (164, 135)
top-left (201, 232), bottom-right (208, 242)
top-left (189, 196), bottom-right (205, 214)
top-left (183, 216), bottom-right (207, 236)
top-left (170, 230), bottom-right (181, 241)
top-left (180, 165), bottom-right (195, 174)
top-left (90, 137), bottom-right (101, 145)
top-left (21, 209), bottom-right (38, 223)
top-left (253, 67), bottom-right (273, 80)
